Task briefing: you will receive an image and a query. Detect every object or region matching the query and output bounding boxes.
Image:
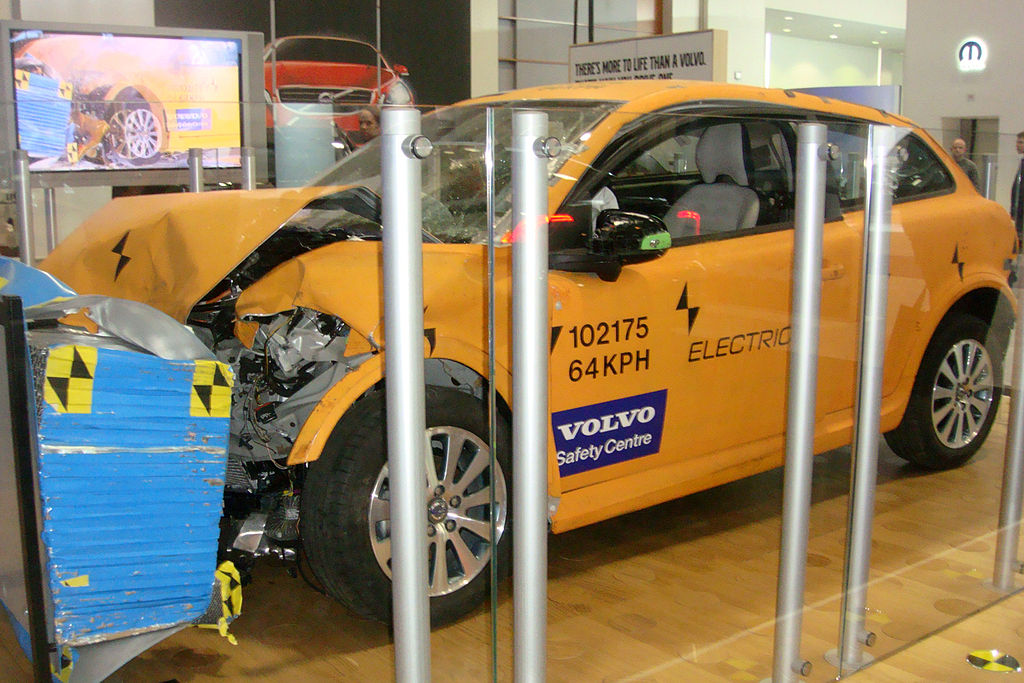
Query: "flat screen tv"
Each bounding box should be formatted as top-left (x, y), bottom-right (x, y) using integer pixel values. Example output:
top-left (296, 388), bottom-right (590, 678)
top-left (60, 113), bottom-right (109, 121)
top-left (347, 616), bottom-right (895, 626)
top-left (0, 21), bottom-right (266, 187)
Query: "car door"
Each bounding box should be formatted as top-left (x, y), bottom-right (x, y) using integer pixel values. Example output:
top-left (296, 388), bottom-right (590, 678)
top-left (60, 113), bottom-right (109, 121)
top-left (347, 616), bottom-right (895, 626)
top-left (547, 109), bottom-right (863, 497)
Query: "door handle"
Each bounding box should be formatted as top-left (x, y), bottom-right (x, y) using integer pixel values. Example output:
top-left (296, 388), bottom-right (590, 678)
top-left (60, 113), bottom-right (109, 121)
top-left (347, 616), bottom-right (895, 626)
top-left (821, 263), bottom-right (845, 281)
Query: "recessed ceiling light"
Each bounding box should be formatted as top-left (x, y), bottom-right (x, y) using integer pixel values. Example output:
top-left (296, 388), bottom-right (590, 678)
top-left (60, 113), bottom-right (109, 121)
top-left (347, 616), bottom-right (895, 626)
top-left (783, 27), bottom-right (792, 33)
top-left (880, 30), bottom-right (888, 34)
top-left (829, 34), bottom-right (838, 39)
top-left (833, 23), bottom-right (842, 28)
top-left (784, 16), bottom-right (793, 21)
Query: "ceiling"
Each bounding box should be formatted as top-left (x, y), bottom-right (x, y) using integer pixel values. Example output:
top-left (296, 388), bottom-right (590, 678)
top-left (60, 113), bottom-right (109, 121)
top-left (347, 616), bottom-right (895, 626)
top-left (764, 9), bottom-right (905, 52)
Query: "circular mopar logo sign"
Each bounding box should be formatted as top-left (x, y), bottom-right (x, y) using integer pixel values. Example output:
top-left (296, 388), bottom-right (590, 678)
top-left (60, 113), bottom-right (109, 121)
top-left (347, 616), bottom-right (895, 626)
top-left (957, 37), bottom-right (987, 72)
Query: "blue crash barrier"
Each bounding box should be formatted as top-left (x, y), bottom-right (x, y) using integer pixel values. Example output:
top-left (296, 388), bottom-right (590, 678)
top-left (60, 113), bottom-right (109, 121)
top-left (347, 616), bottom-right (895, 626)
top-left (13, 69), bottom-right (73, 160)
top-left (0, 258), bottom-right (236, 682)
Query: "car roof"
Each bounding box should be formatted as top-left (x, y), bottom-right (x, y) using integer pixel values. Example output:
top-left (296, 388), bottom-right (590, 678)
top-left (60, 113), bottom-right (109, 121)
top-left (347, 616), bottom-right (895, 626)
top-left (466, 79), bottom-right (914, 128)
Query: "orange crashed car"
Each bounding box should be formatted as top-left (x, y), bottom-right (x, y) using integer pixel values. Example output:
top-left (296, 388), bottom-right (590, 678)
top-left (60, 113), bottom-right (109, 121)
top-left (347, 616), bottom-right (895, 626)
top-left (42, 80), bottom-right (1017, 625)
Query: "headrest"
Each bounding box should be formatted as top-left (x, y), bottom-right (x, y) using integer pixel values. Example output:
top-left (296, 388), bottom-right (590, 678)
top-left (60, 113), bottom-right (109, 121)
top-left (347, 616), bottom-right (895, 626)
top-left (696, 124), bottom-right (748, 186)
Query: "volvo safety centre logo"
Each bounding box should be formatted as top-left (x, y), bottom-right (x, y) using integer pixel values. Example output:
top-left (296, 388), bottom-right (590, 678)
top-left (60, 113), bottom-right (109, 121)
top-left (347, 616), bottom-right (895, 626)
top-left (957, 37), bottom-right (986, 72)
top-left (552, 389), bottom-right (667, 477)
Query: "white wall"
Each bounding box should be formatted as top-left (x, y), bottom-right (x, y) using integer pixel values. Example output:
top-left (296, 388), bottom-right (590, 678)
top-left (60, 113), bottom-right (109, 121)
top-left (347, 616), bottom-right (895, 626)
top-left (17, 0), bottom-right (152, 25)
top-left (669, 0), bottom-right (905, 86)
top-left (471, 0), bottom-right (499, 96)
top-left (769, 34), bottom-right (878, 89)
top-left (903, 0), bottom-right (1024, 208)
top-left (709, 0), bottom-right (765, 84)
top-left (768, 0), bottom-right (904, 29)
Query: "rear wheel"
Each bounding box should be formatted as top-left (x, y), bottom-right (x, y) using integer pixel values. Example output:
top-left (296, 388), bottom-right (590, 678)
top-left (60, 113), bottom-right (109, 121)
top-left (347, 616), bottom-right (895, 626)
top-left (885, 314), bottom-right (1003, 469)
top-left (300, 386), bottom-right (511, 625)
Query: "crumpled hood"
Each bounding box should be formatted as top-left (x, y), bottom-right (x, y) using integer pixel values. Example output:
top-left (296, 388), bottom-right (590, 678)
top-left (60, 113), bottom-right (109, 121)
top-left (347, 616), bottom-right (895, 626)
top-left (40, 186), bottom-right (342, 322)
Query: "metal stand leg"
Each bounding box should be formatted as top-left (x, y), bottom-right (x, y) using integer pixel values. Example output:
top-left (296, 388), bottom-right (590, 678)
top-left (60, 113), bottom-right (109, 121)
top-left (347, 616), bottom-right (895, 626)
top-left (512, 110), bottom-right (552, 683)
top-left (770, 123), bottom-right (829, 683)
top-left (43, 187), bottom-right (57, 254)
top-left (381, 107), bottom-right (432, 683)
top-left (12, 151), bottom-right (33, 265)
top-left (994, 253), bottom-right (1024, 590)
top-left (241, 147), bottom-right (256, 190)
top-left (188, 148), bottom-right (204, 192)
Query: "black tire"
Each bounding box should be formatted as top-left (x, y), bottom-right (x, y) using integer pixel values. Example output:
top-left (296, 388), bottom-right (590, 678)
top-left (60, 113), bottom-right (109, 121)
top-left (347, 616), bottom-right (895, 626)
top-left (884, 313), bottom-right (1003, 470)
top-left (300, 386), bottom-right (511, 625)
top-left (104, 92), bottom-right (163, 165)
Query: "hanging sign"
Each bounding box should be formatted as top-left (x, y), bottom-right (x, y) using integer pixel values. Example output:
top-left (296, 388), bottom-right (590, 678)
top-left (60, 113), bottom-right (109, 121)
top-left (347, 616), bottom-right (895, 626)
top-left (569, 29), bottom-right (726, 83)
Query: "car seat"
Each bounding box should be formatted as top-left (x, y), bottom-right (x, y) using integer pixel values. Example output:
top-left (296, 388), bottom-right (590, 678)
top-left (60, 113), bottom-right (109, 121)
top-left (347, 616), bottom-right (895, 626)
top-left (663, 123), bottom-right (760, 238)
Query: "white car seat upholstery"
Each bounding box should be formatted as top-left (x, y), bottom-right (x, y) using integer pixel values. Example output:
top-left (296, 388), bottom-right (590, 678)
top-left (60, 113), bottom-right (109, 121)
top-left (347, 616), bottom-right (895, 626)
top-left (663, 123), bottom-right (760, 238)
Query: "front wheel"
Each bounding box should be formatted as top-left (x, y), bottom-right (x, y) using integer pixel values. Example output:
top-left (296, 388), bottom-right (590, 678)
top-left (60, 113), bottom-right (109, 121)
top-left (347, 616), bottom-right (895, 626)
top-left (105, 93), bottom-right (163, 165)
top-left (885, 313), bottom-right (1003, 469)
top-left (300, 386), bottom-right (511, 625)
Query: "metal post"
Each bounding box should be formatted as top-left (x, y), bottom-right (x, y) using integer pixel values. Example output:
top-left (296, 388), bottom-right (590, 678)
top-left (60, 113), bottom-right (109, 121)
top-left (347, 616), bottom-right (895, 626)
top-left (2, 297), bottom-right (52, 683)
top-left (771, 123), bottom-right (828, 683)
top-left (241, 147), bottom-right (256, 190)
top-left (381, 107), bottom-right (431, 683)
top-left (834, 124), bottom-right (897, 675)
top-left (982, 154), bottom-right (997, 201)
top-left (43, 187), bottom-right (57, 254)
top-left (188, 148), bottom-right (204, 192)
top-left (12, 150), bottom-right (33, 266)
top-left (513, 110), bottom-right (550, 683)
top-left (994, 252), bottom-right (1024, 589)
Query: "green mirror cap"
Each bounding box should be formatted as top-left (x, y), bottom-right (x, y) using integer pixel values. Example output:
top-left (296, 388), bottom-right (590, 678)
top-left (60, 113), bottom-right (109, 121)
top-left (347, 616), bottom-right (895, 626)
top-left (641, 230), bottom-right (671, 251)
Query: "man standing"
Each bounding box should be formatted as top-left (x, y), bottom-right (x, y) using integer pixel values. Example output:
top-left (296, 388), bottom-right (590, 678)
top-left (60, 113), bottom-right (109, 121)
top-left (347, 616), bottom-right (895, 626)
top-left (950, 138), bottom-right (980, 191)
top-left (0, 217), bottom-right (17, 258)
top-left (1011, 131), bottom-right (1024, 243)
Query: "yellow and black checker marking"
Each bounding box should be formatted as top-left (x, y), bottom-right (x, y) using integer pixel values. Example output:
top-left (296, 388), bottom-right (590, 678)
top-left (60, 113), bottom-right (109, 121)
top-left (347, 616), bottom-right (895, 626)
top-left (199, 560), bottom-right (243, 645)
top-left (44, 345), bottom-right (98, 414)
top-left (190, 360), bottom-right (233, 418)
top-left (51, 645), bottom-right (74, 683)
top-left (967, 649), bottom-right (1021, 672)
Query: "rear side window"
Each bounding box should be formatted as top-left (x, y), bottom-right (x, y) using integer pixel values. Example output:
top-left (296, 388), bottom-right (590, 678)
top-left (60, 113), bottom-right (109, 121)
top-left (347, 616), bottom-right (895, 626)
top-left (825, 122), bottom-right (869, 209)
top-left (891, 135), bottom-right (955, 200)
top-left (825, 124), bottom-right (954, 209)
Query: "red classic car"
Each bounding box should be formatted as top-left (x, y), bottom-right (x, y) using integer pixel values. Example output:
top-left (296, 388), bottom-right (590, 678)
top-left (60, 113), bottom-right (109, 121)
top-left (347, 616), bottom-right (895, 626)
top-left (264, 35), bottom-right (414, 144)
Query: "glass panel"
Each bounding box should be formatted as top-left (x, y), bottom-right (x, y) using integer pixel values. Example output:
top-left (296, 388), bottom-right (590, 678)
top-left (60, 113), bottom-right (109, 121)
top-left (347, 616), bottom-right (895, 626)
top-left (4, 85), bottom-right (1023, 683)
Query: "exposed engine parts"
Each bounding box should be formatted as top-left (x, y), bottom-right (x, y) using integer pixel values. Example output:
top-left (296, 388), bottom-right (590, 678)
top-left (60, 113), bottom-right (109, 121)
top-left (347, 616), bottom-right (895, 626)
top-left (188, 305), bottom-right (373, 574)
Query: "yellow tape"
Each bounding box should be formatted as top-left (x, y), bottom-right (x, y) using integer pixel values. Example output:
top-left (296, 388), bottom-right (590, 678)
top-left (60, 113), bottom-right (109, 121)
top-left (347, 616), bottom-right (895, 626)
top-left (190, 360), bottom-right (233, 418)
top-left (197, 561), bottom-right (242, 645)
top-left (51, 645), bottom-right (73, 683)
top-left (60, 574), bottom-right (89, 588)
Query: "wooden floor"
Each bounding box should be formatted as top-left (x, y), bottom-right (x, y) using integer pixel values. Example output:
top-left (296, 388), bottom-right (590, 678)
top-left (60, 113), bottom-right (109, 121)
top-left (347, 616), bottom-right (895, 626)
top-left (3, 405), bottom-right (1024, 682)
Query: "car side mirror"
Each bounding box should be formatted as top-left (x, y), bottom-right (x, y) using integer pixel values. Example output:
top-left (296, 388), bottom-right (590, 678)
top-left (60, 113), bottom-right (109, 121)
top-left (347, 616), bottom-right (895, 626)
top-left (590, 210), bottom-right (671, 262)
top-left (549, 210), bottom-right (670, 283)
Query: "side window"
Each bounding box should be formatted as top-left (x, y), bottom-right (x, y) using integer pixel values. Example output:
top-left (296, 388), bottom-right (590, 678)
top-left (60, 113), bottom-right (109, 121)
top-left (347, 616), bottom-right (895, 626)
top-left (824, 125), bottom-right (955, 210)
top-left (558, 114), bottom-right (799, 247)
top-left (619, 133), bottom-right (698, 177)
top-left (892, 135), bottom-right (955, 200)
